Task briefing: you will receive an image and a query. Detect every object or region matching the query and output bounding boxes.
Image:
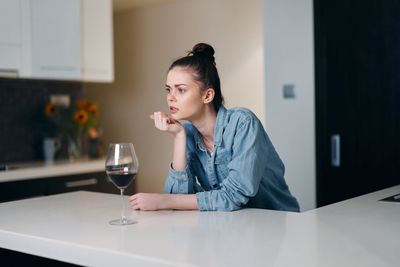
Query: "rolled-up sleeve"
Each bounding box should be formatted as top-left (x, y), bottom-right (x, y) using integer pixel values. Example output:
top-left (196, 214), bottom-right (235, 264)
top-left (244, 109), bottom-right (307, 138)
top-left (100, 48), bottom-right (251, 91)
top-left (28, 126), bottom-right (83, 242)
top-left (163, 163), bottom-right (203, 194)
top-left (196, 117), bottom-right (266, 211)
top-left (163, 164), bottom-right (190, 194)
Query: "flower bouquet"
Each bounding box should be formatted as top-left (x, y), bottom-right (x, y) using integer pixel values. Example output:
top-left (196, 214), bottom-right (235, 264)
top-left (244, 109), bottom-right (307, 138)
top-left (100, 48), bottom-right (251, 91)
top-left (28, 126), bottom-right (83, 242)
top-left (43, 99), bottom-right (102, 159)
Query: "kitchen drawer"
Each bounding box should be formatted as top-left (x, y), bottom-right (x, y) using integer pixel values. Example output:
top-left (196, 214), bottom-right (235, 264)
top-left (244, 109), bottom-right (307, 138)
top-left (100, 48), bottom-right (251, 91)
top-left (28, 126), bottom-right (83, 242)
top-left (46, 172), bottom-right (136, 195)
top-left (0, 172), bottom-right (136, 203)
top-left (46, 172), bottom-right (103, 194)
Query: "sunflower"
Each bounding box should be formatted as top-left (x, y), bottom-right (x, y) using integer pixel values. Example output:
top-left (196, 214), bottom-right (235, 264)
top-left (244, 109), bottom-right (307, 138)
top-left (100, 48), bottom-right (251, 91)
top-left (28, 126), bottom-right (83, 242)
top-left (73, 110), bottom-right (89, 125)
top-left (45, 103), bottom-right (56, 116)
top-left (87, 103), bottom-right (98, 117)
top-left (76, 99), bottom-right (89, 110)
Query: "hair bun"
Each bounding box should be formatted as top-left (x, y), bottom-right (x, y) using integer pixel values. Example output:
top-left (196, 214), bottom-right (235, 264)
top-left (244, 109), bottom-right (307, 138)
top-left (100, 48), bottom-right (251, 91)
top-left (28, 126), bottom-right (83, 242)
top-left (189, 43), bottom-right (215, 64)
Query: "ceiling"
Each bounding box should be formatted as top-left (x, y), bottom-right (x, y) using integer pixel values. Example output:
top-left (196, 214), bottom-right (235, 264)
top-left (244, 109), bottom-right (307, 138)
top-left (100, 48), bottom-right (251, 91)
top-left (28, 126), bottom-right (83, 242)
top-left (113, 0), bottom-right (172, 13)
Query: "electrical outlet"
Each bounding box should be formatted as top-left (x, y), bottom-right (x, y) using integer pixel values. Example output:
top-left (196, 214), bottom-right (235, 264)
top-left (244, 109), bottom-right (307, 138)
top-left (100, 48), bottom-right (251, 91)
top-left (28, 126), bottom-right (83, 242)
top-left (50, 94), bottom-right (70, 107)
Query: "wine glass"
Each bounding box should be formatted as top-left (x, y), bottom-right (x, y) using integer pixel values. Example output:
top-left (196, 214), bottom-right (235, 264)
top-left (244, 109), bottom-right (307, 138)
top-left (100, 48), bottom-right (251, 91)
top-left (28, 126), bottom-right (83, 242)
top-left (105, 143), bottom-right (139, 225)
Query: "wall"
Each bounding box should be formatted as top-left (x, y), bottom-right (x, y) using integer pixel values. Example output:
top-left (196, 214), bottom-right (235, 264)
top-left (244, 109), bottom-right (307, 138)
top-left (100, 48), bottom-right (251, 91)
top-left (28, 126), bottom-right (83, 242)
top-left (0, 78), bottom-right (83, 163)
top-left (86, 0), bottom-right (265, 193)
top-left (263, 0), bottom-right (315, 210)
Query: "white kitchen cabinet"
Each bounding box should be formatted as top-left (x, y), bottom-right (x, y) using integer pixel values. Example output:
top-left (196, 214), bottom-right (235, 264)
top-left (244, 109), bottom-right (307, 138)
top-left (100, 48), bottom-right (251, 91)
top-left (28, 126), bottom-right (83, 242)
top-left (82, 0), bottom-right (114, 82)
top-left (30, 0), bottom-right (114, 82)
top-left (30, 0), bottom-right (81, 80)
top-left (0, 0), bottom-right (21, 75)
top-left (0, 0), bottom-right (113, 82)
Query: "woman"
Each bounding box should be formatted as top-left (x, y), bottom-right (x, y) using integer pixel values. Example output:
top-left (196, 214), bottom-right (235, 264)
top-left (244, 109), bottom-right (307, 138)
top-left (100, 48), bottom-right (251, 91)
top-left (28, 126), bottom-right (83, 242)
top-left (129, 43), bottom-right (299, 212)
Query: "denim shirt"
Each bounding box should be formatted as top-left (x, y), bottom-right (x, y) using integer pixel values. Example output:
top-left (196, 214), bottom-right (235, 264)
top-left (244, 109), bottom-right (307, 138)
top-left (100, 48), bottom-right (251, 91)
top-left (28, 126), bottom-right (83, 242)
top-left (164, 106), bottom-right (300, 212)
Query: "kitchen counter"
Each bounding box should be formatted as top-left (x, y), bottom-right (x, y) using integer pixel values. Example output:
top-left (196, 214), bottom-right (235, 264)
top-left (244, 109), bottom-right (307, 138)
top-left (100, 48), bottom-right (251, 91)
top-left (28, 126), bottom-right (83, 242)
top-left (0, 159), bottom-right (105, 183)
top-left (0, 185), bottom-right (399, 267)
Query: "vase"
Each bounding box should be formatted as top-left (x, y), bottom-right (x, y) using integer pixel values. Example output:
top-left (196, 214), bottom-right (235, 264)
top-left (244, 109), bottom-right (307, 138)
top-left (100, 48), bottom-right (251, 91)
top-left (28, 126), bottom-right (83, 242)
top-left (68, 137), bottom-right (80, 160)
top-left (43, 137), bottom-right (61, 165)
top-left (67, 128), bottom-right (89, 160)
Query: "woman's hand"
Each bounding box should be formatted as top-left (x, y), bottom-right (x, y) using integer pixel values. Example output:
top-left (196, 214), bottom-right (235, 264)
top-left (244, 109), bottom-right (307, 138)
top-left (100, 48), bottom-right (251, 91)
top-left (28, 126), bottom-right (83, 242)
top-left (150, 111), bottom-right (187, 171)
top-left (150, 112), bottom-right (184, 136)
top-left (129, 193), bottom-right (167, 211)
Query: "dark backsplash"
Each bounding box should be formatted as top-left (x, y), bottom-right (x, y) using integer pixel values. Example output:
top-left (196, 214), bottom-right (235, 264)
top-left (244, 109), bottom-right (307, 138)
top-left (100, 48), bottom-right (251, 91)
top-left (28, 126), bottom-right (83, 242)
top-left (0, 78), bottom-right (85, 163)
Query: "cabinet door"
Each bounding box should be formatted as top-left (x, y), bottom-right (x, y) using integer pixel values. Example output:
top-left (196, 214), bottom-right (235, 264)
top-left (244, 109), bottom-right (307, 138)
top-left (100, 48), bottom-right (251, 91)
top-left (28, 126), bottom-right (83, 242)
top-left (31, 0), bottom-right (81, 80)
top-left (81, 0), bottom-right (114, 82)
top-left (315, 0), bottom-right (400, 207)
top-left (0, 0), bottom-right (21, 73)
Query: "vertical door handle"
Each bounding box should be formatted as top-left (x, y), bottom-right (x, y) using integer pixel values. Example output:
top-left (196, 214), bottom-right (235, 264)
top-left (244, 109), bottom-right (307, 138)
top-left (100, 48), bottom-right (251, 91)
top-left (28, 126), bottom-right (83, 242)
top-left (331, 134), bottom-right (341, 167)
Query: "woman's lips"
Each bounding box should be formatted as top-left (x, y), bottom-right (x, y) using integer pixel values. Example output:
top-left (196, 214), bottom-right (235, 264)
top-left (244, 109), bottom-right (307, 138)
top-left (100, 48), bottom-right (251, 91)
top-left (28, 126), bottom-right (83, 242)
top-left (169, 106), bottom-right (179, 114)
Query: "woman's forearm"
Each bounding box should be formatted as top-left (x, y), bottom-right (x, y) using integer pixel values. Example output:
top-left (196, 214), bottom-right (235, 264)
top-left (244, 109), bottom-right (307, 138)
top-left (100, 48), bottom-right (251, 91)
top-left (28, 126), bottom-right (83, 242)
top-left (130, 193), bottom-right (198, 211)
top-left (161, 194), bottom-right (198, 210)
top-left (172, 130), bottom-right (187, 171)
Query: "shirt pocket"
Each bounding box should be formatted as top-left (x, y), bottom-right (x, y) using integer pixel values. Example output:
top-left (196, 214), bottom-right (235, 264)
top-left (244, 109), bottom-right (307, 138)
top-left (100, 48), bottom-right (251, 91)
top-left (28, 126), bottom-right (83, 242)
top-left (214, 149), bottom-right (232, 180)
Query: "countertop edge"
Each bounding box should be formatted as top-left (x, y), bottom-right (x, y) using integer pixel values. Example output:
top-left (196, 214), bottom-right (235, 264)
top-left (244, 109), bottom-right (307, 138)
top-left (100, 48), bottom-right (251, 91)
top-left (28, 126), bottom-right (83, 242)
top-left (0, 226), bottom-right (193, 267)
top-left (0, 159), bottom-right (105, 183)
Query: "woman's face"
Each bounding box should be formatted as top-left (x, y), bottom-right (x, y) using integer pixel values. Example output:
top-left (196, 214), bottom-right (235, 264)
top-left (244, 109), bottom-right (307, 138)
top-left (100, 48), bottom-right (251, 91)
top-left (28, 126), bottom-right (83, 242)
top-left (165, 67), bottom-right (206, 121)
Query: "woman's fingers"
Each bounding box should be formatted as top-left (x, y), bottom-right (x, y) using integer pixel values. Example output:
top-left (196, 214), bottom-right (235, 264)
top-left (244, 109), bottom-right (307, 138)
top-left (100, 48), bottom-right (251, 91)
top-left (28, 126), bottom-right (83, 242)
top-left (129, 194), bottom-right (140, 210)
top-left (131, 204), bottom-right (140, 210)
top-left (166, 118), bottom-right (176, 124)
top-left (156, 116), bottom-right (162, 129)
top-left (161, 117), bottom-right (169, 130)
top-left (156, 112), bottom-right (164, 129)
top-left (150, 112), bottom-right (174, 131)
top-left (151, 112), bottom-right (160, 129)
top-left (149, 111), bottom-right (183, 135)
top-left (129, 193), bottom-right (164, 211)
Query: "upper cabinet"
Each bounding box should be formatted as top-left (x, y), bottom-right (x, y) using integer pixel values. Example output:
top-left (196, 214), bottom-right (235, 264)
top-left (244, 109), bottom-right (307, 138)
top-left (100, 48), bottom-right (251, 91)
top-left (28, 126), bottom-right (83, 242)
top-left (82, 0), bottom-right (114, 82)
top-left (0, 0), bottom-right (114, 82)
top-left (0, 0), bottom-right (21, 76)
top-left (31, 0), bottom-right (81, 80)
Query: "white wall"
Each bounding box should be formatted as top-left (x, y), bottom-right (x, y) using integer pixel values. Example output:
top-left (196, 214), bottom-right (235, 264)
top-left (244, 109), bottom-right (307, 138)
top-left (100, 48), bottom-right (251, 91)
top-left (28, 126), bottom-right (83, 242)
top-left (86, 0), bottom-right (265, 193)
top-left (263, 0), bottom-right (316, 210)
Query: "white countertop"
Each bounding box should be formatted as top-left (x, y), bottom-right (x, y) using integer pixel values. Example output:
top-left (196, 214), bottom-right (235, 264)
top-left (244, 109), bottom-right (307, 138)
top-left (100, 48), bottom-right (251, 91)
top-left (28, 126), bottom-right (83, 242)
top-left (0, 159), bottom-right (105, 183)
top-left (0, 185), bottom-right (399, 267)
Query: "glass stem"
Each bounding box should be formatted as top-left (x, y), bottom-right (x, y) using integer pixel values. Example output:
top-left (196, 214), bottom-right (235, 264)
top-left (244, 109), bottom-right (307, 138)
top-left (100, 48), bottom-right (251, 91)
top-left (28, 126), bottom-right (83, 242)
top-left (120, 188), bottom-right (127, 224)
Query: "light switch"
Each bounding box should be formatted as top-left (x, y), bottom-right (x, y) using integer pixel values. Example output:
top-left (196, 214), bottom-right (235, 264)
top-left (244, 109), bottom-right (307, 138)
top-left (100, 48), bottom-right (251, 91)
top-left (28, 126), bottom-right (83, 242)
top-left (283, 84), bottom-right (296, 99)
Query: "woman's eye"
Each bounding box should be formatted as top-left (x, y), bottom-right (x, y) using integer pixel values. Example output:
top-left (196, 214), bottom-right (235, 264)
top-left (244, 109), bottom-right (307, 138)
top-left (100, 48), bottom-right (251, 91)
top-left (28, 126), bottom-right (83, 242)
top-left (165, 88), bottom-right (171, 93)
top-left (178, 88), bottom-right (186, 93)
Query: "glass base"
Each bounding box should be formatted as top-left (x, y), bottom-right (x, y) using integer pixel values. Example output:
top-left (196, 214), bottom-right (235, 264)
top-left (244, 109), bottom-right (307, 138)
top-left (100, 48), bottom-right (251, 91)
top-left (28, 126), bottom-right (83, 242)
top-left (109, 218), bottom-right (137, 225)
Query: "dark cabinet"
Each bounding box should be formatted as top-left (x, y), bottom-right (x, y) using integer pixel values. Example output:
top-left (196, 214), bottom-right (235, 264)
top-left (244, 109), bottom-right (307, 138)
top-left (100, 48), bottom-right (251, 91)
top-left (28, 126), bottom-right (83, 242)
top-left (46, 172), bottom-right (107, 195)
top-left (0, 172), bottom-right (136, 203)
top-left (315, 0), bottom-right (400, 206)
top-left (0, 178), bottom-right (46, 203)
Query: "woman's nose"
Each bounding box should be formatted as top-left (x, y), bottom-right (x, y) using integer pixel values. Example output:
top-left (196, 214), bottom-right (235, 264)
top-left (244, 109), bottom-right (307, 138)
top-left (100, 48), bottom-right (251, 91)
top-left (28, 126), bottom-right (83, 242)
top-left (167, 91), bottom-right (176, 101)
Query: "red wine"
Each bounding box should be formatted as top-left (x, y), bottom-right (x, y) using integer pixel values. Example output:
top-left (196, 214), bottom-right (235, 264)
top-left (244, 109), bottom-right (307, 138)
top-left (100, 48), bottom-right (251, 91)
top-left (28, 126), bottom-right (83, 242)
top-left (107, 171), bottom-right (136, 189)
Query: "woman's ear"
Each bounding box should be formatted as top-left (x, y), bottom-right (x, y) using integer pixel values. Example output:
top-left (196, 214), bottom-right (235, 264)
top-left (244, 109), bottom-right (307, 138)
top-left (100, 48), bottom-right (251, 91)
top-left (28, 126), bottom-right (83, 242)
top-left (202, 88), bottom-right (215, 104)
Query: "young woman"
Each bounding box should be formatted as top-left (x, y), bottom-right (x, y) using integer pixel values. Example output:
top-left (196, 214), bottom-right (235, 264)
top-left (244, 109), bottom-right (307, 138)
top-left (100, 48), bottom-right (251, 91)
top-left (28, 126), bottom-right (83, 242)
top-left (129, 43), bottom-right (299, 212)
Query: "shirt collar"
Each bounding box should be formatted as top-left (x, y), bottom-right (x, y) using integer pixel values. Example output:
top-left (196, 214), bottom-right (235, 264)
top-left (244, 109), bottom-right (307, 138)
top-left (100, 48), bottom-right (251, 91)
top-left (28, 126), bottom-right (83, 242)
top-left (214, 105), bottom-right (226, 147)
top-left (193, 105), bottom-right (227, 150)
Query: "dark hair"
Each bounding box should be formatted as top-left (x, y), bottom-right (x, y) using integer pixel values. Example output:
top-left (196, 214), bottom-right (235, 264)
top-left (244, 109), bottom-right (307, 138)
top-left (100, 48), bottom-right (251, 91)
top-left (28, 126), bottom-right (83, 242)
top-left (169, 43), bottom-right (224, 112)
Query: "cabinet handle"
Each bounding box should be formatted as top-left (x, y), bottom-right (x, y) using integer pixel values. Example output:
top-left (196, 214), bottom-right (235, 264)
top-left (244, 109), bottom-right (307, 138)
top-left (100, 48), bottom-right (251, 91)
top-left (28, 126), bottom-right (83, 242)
top-left (40, 66), bottom-right (77, 71)
top-left (331, 134), bottom-right (341, 167)
top-left (65, 178), bottom-right (98, 188)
